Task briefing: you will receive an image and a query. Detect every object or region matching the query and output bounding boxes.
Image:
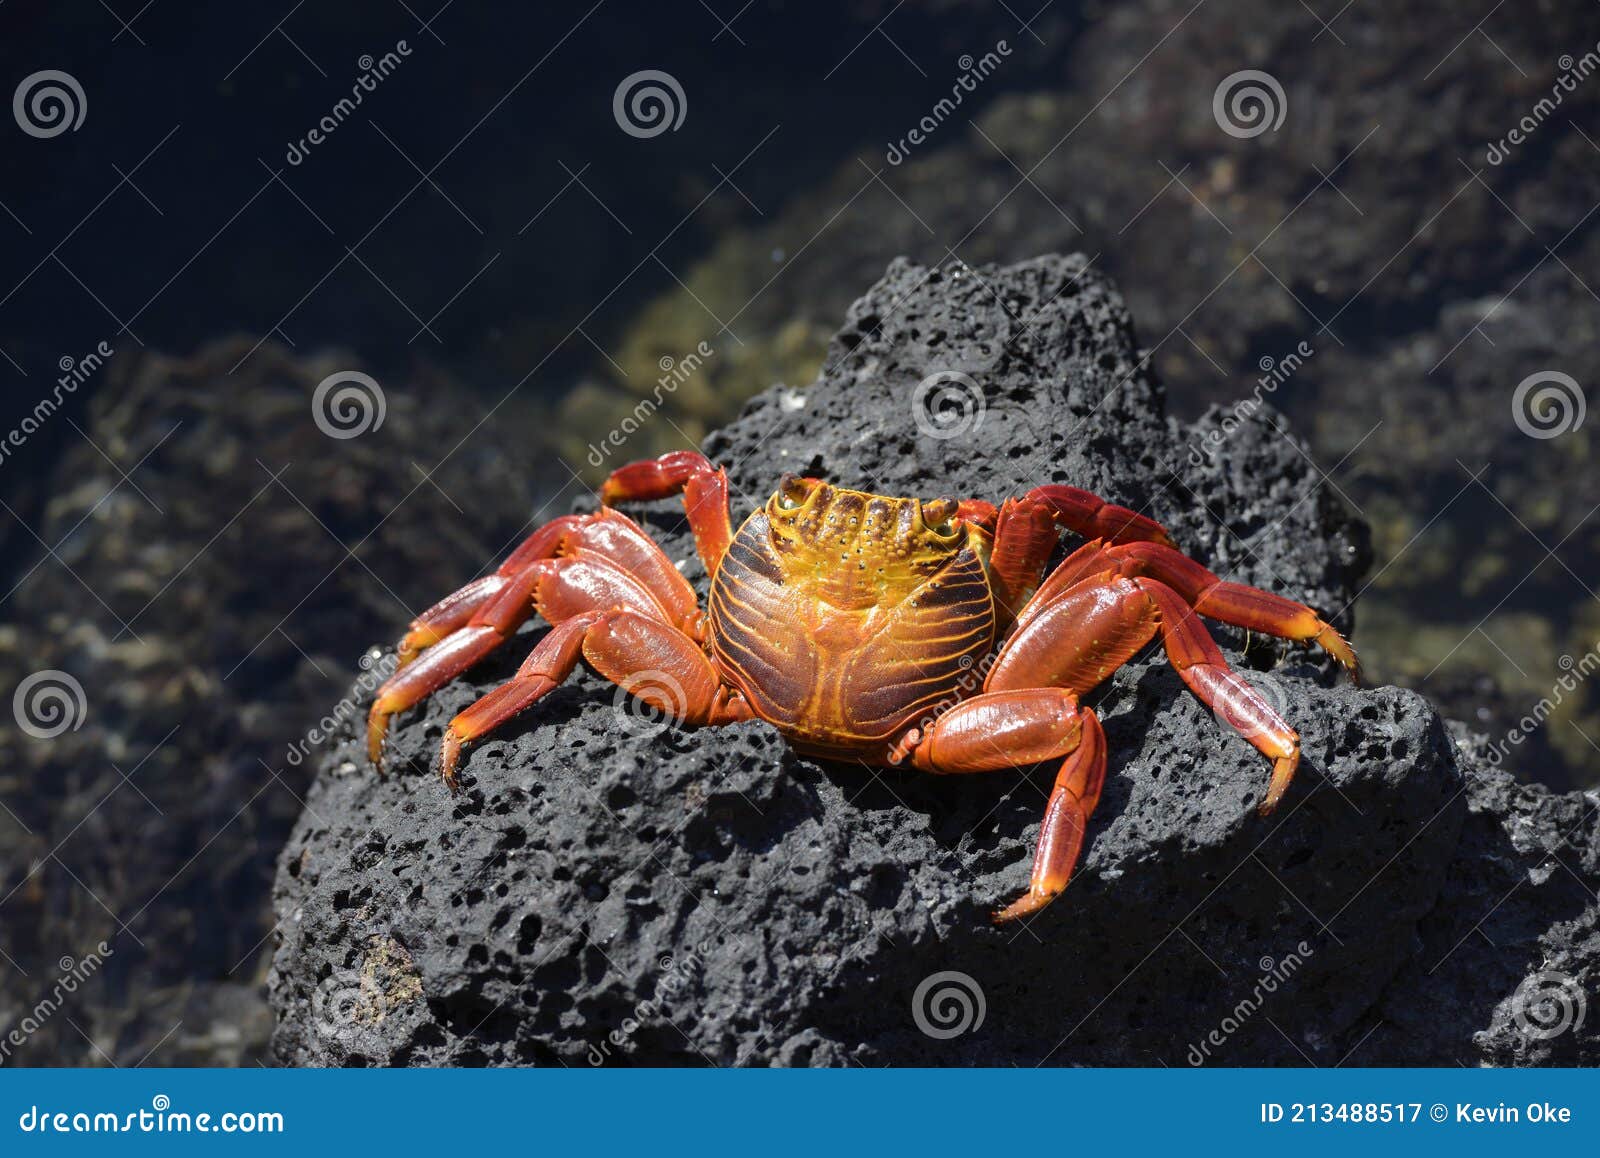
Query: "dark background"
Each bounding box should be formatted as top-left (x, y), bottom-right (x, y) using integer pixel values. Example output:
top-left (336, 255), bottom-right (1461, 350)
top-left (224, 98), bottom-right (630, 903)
top-left (0, 0), bottom-right (1596, 1065)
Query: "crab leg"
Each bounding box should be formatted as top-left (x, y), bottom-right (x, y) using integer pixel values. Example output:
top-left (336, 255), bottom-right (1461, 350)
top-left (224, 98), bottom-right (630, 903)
top-left (368, 547), bottom-right (688, 767)
top-left (911, 571), bottom-right (1302, 921)
top-left (1024, 539), bottom-right (1359, 679)
top-left (393, 516), bottom-right (586, 664)
top-left (992, 573), bottom-right (1301, 814)
top-left (985, 484), bottom-right (1173, 619)
top-left (439, 608), bottom-right (748, 788)
top-left (600, 450), bottom-right (734, 575)
top-left (394, 510), bottom-right (699, 666)
top-left (889, 689), bottom-right (1107, 923)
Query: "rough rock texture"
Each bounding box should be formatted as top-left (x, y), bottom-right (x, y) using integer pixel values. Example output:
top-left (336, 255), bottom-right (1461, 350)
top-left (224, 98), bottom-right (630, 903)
top-left (266, 255), bottom-right (1596, 1065)
top-left (1358, 725), bottom-right (1599, 1066)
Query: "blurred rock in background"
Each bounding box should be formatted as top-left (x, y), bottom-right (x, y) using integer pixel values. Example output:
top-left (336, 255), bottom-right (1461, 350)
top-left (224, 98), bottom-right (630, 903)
top-left (0, 341), bottom-right (534, 1064)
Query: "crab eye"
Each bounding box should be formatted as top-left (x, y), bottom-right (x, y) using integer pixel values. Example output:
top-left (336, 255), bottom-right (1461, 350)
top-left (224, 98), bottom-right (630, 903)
top-left (922, 498), bottom-right (959, 538)
top-left (776, 473), bottom-right (813, 512)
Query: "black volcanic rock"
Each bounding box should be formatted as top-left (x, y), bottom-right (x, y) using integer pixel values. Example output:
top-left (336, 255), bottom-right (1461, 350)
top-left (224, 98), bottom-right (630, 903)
top-left (266, 256), bottom-right (1597, 1066)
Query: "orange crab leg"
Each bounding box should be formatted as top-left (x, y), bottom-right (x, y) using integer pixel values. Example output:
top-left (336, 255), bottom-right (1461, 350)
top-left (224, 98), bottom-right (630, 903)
top-left (954, 498), bottom-right (999, 535)
top-left (1020, 484), bottom-right (1175, 546)
top-left (368, 550), bottom-right (683, 767)
top-left (395, 510), bottom-right (698, 666)
top-left (992, 574), bottom-right (1301, 814)
top-left (889, 689), bottom-right (1107, 923)
top-left (599, 450), bottom-right (734, 576)
top-left (1136, 578), bottom-right (1300, 813)
top-left (985, 484), bottom-right (1173, 620)
top-left (440, 608), bottom-right (748, 788)
top-left (1023, 539), bottom-right (1359, 679)
top-left (394, 516), bottom-right (584, 664)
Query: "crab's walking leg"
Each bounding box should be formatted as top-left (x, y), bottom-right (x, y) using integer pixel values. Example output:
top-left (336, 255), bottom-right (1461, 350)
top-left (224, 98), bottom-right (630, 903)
top-left (368, 540), bottom-right (696, 767)
top-left (922, 571), bottom-right (1301, 921)
top-left (393, 510), bottom-right (700, 667)
top-left (1136, 578), bottom-right (1300, 813)
top-left (985, 484), bottom-right (1173, 620)
top-left (599, 450), bottom-right (733, 575)
top-left (392, 516), bottom-right (584, 665)
top-left (1025, 539), bottom-right (1359, 679)
top-left (889, 689), bottom-right (1107, 923)
top-left (440, 608), bottom-right (748, 788)
top-left (991, 574), bottom-right (1301, 814)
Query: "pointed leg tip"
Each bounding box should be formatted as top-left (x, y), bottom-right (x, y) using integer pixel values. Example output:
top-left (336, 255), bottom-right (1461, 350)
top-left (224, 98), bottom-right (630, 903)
top-left (397, 626), bottom-right (444, 668)
top-left (1260, 751), bottom-right (1299, 816)
top-left (1315, 624), bottom-right (1361, 684)
top-left (990, 904), bottom-right (1024, 926)
top-left (991, 890), bottom-right (1060, 925)
top-left (439, 729), bottom-right (464, 791)
top-left (366, 709), bottom-right (389, 770)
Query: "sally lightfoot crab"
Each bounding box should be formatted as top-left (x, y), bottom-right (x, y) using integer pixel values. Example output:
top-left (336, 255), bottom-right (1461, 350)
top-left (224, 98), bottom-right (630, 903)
top-left (367, 450), bottom-right (1358, 922)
